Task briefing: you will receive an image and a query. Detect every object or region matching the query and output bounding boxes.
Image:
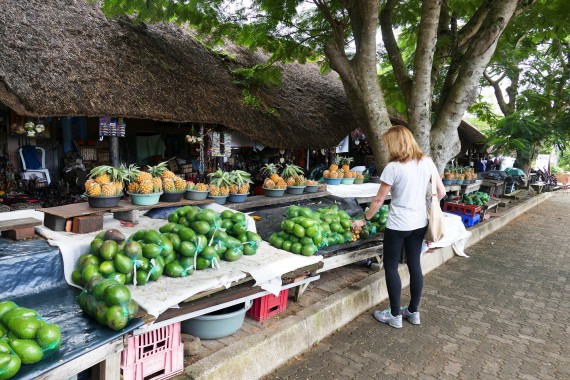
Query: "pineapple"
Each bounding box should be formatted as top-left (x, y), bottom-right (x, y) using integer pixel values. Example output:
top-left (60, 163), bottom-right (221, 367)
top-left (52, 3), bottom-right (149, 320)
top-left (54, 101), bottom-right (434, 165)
top-left (323, 170), bottom-right (331, 178)
top-left (275, 179), bottom-right (287, 189)
top-left (263, 178), bottom-right (276, 189)
top-left (219, 186), bottom-right (230, 196)
top-left (329, 170), bottom-right (338, 179)
top-left (136, 171), bottom-right (152, 183)
top-left (95, 174), bottom-right (110, 185)
top-left (209, 185), bottom-right (221, 196)
top-left (281, 164), bottom-right (304, 185)
top-left (286, 177), bottom-right (295, 187)
top-left (139, 180), bottom-right (154, 194)
top-left (127, 182), bottom-right (140, 194)
top-left (229, 183), bottom-right (238, 194)
top-left (114, 180), bottom-right (124, 193)
top-left (196, 183), bottom-right (209, 191)
top-left (340, 157), bottom-right (353, 173)
top-left (101, 183), bottom-right (117, 197)
top-left (262, 163), bottom-right (281, 183)
top-left (175, 177), bottom-right (186, 192)
top-left (294, 175), bottom-right (306, 186)
top-left (85, 180), bottom-right (102, 196)
top-left (163, 178), bottom-right (175, 193)
top-left (148, 161), bottom-right (169, 178)
top-left (151, 177), bottom-right (163, 192)
top-left (161, 169), bottom-right (176, 180)
top-left (329, 156), bottom-right (341, 172)
top-left (306, 179), bottom-right (318, 186)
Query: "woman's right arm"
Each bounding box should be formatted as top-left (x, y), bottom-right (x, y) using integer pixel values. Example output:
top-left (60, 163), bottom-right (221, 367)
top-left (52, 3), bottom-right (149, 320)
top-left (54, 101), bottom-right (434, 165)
top-left (435, 176), bottom-right (446, 200)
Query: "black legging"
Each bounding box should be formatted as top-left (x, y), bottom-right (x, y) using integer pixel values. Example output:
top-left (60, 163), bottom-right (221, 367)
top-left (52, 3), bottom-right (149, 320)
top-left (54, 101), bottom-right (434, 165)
top-left (383, 226), bottom-right (427, 316)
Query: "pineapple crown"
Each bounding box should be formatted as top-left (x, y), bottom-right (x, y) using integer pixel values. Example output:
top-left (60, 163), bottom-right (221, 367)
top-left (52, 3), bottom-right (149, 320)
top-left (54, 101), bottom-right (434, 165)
top-left (124, 164), bottom-right (142, 182)
top-left (208, 169), bottom-right (232, 187)
top-left (281, 164), bottom-right (304, 179)
top-left (340, 156), bottom-right (354, 166)
top-left (88, 165), bottom-right (125, 182)
top-left (261, 163), bottom-right (281, 176)
top-left (147, 161), bottom-right (170, 177)
top-left (229, 170), bottom-right (253, 187)
top-left (333, 155), bottom-right (342, 165)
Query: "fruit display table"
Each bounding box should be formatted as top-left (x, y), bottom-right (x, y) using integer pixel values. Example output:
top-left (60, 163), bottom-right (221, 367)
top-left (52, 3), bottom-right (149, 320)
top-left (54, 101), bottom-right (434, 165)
top-left (0, 238), bottom-right (143, 380)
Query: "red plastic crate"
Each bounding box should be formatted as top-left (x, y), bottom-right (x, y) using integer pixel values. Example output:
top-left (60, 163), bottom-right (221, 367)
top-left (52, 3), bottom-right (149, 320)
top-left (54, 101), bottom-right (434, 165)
top-left (121, 344), bottom-right (183, 380)
top-left (443, 202), bottom-right (482, 217)
top-left (121, 323), bottom-right (182, 367)
top-left (247, 289), bottom-right (289, 322)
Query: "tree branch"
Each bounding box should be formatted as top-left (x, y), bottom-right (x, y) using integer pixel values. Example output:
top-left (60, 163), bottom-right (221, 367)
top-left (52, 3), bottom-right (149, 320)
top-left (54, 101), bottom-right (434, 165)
top-left (456, 0), bottom-right (492, 49)
top-left (380, 0), bottom-right (412, 103)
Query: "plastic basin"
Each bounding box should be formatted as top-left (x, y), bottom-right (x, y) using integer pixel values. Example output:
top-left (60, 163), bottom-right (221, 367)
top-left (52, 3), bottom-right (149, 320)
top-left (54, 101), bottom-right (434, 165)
top-left (207, 195), bottom-right (227, 205)
top-left (323, 178), bottom-right (342, 185)
top-left (304, 185), bottom-right (319, 193)
top-left (353, 178), bottom-right (364, 184)
top-left (184, 190), bottom-right (209, 200)
top-left (160, 191), bottom-right (184, 202)
top-left (181, 302), bottom-right (251, 340)
top-left (286, 186), bottom-right (305, 195)
top-left (128, 192), bottom-right (162, 206)
top-left (341, 178), bottom-right (355, 185)
top-left (87, 195), bottom-right (121, 208)
top-left (263, 188), bottom-right (285, 197)
top-left (228, 193), bottom-right (248, 203)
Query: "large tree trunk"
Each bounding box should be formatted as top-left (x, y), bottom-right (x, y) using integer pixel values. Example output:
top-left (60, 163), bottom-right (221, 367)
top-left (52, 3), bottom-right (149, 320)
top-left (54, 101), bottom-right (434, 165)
top-left (322, 0), bottom-right (392, 172)
top-left (430, 0), bottom-right (519, 173)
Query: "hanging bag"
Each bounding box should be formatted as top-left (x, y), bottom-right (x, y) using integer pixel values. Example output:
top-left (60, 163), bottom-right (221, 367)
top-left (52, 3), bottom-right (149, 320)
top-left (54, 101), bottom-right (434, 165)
top-left (425, 161), bottom-right (445, 242)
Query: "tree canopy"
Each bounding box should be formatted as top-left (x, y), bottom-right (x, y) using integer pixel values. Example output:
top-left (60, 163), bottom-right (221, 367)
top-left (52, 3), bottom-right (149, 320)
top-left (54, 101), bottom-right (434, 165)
top-left (99, 0), bottom-right (540, 172)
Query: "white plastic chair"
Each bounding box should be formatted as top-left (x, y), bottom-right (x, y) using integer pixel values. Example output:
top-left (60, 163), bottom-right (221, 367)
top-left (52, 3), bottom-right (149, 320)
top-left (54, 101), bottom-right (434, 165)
top-left (19, 146), bottom-right (51, 184)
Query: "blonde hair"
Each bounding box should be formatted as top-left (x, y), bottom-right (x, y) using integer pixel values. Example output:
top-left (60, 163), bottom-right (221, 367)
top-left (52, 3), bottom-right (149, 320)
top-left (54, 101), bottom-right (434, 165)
top-left (382, 125), bottom-right (424, 163)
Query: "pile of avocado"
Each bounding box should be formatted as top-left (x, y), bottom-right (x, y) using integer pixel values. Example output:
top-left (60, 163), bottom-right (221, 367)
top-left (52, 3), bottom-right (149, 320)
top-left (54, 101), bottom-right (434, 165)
top-left (462, 191), bottom-right (490, 206)
top-left (77, 277), bottom-right (139, 331)
top-left (268, 205), bottom-right (356, 255)
top-left (162, 206), bottom-right (262, 271)
top-left (359, 204), bottom-right (389, 238)
top-left (0, 301), bottom-right (62, 379)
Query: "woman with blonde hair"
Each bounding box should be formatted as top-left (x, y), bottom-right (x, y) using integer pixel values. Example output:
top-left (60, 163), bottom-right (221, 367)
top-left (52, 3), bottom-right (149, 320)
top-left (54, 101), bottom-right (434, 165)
top-left (353, 126), bottom-right (445, 328)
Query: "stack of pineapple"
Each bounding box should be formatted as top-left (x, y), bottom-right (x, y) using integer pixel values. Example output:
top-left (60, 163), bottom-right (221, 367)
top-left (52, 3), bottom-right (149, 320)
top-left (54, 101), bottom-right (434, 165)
top-left (160, 169), bottom-right (187, 194)
top-left (228, 170), bottom-right (253, 195)
top-left (306, 179), bottom-right (319, 186)
top-left (208, 169), bottom-right (231, 197)
top-left (282, 164), bottom-right (307, 187)
top-left (186, 182), bottom-right (209, 192)
top-left (85, 165), bottom-right (125, 197)
top-left (126, 163), bottom-right (163, 194)
top-left (261, 164), bottom-right (287, 190)
top-left (323, 156), bottom-right (344, 179)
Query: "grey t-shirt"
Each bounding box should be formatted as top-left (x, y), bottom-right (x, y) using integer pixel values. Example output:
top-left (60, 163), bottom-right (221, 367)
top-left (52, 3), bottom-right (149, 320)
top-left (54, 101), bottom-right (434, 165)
top-left (379, 157), bottom-right (436, 231)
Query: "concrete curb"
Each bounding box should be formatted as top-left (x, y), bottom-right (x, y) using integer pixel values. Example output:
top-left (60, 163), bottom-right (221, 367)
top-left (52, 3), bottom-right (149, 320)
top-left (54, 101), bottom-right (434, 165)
top-left (179, 191), bottom-right (567, 380)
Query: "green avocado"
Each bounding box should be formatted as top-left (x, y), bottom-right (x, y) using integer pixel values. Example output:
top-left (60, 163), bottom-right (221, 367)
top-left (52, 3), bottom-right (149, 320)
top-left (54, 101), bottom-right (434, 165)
top-left (8, 338), bottom-right (43, 364)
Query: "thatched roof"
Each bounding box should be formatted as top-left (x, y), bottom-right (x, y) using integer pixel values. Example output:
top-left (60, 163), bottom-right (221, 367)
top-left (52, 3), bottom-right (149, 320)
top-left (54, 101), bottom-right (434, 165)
top-left (0, 0), bottom-right (483, 149)
top-left (0, 0), bottom-right (354, 148)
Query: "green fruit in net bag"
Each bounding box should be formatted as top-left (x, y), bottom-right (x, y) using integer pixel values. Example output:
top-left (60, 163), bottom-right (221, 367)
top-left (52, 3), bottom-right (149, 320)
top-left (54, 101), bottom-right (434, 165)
top-left (123, 241), bottom-right (142, 260)
top-left (99, 240), bottom-right (118, 261)
top-left (7, 318), bottom-right (42, 340)
top-left (103, 284), bottom-right (131, 308)
top-left (105, 306), bottom-right (129, 331)
top-left (0, 302), bottom-right (17, 320)
top-left (0, 352), bottom-right (21, 380)
top-left (8, 339), bottom-right (43, 364)
top-left (2, 308), bottom-right (37, 326)
top-left (35, 324), bottom-right (61, 351)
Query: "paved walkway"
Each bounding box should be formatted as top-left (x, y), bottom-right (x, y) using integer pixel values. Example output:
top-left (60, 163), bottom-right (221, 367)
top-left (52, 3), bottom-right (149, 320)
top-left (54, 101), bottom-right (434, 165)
top-left (265, 195), bottom-right (570, 379)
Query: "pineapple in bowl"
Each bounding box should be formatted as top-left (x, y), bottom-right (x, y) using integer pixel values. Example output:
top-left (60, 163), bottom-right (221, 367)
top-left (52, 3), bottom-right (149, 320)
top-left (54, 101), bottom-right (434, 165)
top-left (155, 163), bottom-right (187, 202)
top-left (322, 156), bottom-right (343, 185)
top-left (304, 179), bottom-right (320, 193)
top-left (282, 164), bottom-right (307, 194)
top-left (261, 163), bottom-right (287, 197)
top-left (207, 169), bottom-right (231, 204)
top-left (85, 165), bottom-right (126, 207)
top-left (184, 182), bottom-right (210, 201)
top-left (228, 170), bottom-right (253, 203)
top-left (126, 164), bottom-right (163, 206)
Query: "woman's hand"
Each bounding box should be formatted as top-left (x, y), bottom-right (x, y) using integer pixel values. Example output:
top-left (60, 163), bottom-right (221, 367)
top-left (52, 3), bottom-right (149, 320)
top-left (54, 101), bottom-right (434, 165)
top-left (352, 219), bottom-right (366, 229)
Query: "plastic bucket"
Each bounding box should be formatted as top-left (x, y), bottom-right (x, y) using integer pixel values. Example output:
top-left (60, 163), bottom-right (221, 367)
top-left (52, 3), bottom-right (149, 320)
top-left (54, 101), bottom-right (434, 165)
top-left (304, 185), bottom-right (319, 193)
top-left (160, 191), bottom-right (184, 202)
top-left (128, 192), bottom-right (162, 206)
top-left (286, 186), bottom-right (305, 195)
top-left (184, 190), bottom-right (209, 200)
top-left (87, 195), bottom-right (121, 208)
top-left (207, 195), bottom-right (227, 205)
top-left (228, 193), bottom-right (248, 203)
top-left (263, 188), bottom-right (285, 197)
top-left (323, 178), bottom-right (342, 185)
top-left (181, 301), bottom-right (252, 340)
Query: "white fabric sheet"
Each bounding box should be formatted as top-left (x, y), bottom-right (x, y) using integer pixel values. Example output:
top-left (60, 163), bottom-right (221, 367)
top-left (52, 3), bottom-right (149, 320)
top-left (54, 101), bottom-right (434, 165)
top-left (326, 183), bottom-right (381, 198)
top-left (37, 204), bottom-right (321, 317)
top-left (422, 213), bottom-right (471, 257)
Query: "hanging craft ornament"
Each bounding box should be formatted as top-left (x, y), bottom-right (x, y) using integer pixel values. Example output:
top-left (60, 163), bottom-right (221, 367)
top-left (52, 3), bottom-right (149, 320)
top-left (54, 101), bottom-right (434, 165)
top-left (198, 126), bottom-right (205, 174)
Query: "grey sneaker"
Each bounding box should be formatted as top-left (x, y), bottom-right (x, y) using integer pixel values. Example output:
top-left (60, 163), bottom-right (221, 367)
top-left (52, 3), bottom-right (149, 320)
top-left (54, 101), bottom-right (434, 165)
top-left (373, 309), bottom-right (402, 329)
top-left (401, 307), bottom-right (421, 325)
